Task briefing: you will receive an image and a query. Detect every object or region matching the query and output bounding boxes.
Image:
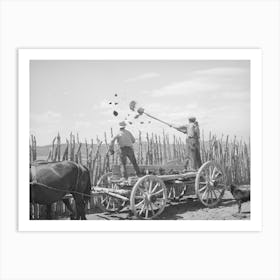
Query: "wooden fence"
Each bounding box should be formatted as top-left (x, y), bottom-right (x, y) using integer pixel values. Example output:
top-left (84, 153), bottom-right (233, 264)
top-left (29, 130), bottom-right (250, 219)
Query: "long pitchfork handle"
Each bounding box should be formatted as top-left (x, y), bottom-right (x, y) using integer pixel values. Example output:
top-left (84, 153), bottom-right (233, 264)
top-left (143, 112), bottom-right (182, 132)
top-left (143, 112), bottom-right (173, 127)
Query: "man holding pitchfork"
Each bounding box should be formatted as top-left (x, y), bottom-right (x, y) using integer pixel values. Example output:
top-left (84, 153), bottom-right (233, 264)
top-left (128, 100), bottom-right (202, 170)
top-left (173, 117), bottom-right (202, 170)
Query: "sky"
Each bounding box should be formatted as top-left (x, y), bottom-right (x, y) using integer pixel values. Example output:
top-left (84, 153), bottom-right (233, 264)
top-left (30, 60), bottom-right (250, 145)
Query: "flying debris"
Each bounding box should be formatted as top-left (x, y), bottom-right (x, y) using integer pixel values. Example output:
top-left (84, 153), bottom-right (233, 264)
top-left (128, 121), bottom-right (133, 125)
top-left (115, 102), bottom-right (118, 105)
top-left (113, 111), bottom-right (118, 116)
top-left (115, 93), bottom-right (118, 97)
top-left (109, 102), bottom-right (112, 105)
top-left (129, 100), bottom-right (136, 111)
top-left (129, 100), bottom-right (175, 128)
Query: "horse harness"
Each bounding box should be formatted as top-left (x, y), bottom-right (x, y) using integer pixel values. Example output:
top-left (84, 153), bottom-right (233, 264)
top-left (29, 162), bottom-right (91, 199)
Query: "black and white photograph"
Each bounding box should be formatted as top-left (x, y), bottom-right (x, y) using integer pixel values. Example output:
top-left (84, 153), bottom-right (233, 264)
top-left (20, 49), bottom-right (261, 229)
top-left (2, 1), bottom-right (280, 280)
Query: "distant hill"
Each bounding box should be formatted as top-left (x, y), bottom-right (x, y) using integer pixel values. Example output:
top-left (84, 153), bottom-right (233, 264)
top-left (36, 143), bottom-right (109, 160)
top-left (35, 142), bottom-right (150, 160)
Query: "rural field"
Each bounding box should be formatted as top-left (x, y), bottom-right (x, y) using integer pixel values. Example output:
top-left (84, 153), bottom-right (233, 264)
top-left (30, 130), bottom-right (250, 220)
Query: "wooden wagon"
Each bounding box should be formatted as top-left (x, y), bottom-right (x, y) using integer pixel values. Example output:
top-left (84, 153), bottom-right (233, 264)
top-left (93, 160), bottom-right (227, 219)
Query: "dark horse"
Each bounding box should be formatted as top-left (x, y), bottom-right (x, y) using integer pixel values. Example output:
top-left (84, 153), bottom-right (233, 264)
top-left (30, 161), bottom-right (91, 220)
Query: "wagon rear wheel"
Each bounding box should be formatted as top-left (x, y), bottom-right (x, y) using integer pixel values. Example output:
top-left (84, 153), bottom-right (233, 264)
top-left (130, 175), bottom-right (167, 219)
top-left (195, 161), bottom-right (226, 207)
top-left (96, 172), bottom-right (125, 212)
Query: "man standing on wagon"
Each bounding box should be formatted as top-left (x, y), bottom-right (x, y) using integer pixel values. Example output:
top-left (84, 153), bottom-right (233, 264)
top-left (109, 121), bottom-right (141, 179)
top-left (174, 117), bottom-right (202, 170)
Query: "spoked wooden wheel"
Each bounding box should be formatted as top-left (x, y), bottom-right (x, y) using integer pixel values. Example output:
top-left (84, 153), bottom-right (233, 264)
top-left (130, 175), bottom-right (167, 219)
top-left (96, 172), bottom-right (125, 212)
top-left (195, 161), bottom-right (226, 207)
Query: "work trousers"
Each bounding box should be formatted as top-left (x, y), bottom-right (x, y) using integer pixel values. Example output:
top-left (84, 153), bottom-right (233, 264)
top-left (188, 138), bottom-right (202, 170)
top-left (119, 146), bottom-right (141, 178)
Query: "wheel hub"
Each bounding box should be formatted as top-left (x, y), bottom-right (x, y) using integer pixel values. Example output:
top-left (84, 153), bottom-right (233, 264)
top-left (143, 193), bottom-right (157, 204)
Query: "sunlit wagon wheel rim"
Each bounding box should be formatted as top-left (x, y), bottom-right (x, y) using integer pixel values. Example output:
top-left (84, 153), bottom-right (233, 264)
top-left (195, 161), bottom-right (226, 207)
top-left (96, 172), bottom-right (124, 212)
top-left (130, 175), bottom-right (167, 219)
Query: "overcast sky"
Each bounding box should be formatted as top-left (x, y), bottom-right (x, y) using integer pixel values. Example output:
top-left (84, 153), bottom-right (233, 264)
top-left (30, 60), bottom-right (250, 145)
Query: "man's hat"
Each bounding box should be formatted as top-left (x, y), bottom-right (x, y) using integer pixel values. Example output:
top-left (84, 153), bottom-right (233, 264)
top-left (188, 116), bottom-right (196, 122)
top-left (119, 121), bottom-right (126, 128)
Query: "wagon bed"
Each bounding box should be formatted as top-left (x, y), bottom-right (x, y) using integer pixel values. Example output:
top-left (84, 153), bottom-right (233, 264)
top-left (94, 160), bottom-right (227, 219)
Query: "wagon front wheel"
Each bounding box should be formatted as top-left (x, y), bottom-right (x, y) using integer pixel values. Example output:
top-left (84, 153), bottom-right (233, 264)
top-left (195, 161), bottom-right (226, 207)
top-left (96, 172), bottom-right (125, 212)
top-left (130, 175), bottom-right (167, 219)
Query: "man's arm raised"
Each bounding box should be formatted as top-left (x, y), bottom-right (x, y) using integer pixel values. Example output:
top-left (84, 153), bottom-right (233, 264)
top-left (171, 125), bottom-right (188, 134)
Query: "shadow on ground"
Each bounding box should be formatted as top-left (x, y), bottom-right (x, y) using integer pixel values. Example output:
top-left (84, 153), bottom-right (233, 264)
top-left (88, 196), bottom-right (250, 220)
top-left (158, 198), bottom-right (241, 220)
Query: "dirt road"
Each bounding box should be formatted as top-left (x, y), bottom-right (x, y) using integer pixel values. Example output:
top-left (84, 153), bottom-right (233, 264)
top-left (86, 191), bottom-right (250, 220)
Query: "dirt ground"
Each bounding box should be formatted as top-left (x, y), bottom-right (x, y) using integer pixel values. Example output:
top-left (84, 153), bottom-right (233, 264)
top-left (86, 191), bottom-right (250, 220)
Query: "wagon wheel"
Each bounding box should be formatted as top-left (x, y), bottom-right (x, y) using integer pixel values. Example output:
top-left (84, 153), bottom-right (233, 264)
top-left (96, 172), bottom-right (125, 212)
top-left (130, 175), bottom-right (167, 219)
top-left (195, 161), bottom-right (226, 207)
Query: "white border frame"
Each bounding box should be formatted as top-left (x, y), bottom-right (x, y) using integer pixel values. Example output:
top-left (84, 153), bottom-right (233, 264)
top-left (18, 48), bottom-right (262, 232)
